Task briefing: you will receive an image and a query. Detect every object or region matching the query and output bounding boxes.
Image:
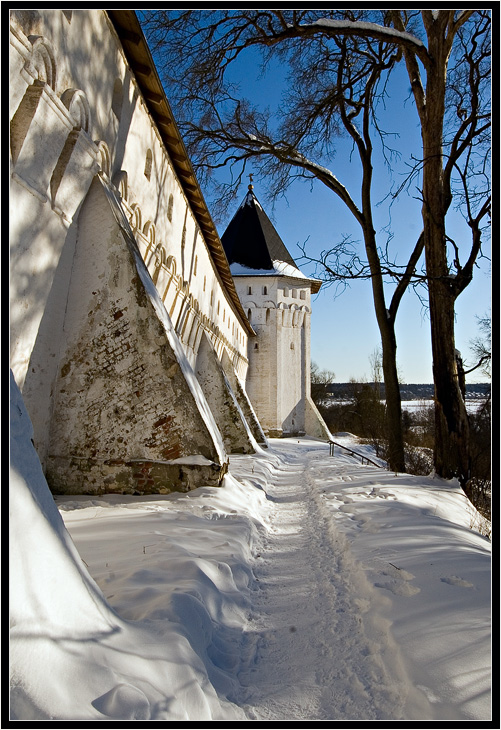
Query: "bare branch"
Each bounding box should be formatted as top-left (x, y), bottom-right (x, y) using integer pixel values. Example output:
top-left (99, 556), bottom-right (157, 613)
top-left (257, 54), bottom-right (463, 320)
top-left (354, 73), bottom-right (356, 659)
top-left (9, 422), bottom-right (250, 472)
top-left (290, 18), bottom-right (431, 68)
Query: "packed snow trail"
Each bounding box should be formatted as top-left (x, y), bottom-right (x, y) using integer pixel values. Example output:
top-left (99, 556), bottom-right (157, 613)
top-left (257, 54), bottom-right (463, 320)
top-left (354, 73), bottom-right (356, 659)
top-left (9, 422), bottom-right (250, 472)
top-left (49, 438), bottom-right (490, 721)
top-left (229, 441), bottom-right (434, 721)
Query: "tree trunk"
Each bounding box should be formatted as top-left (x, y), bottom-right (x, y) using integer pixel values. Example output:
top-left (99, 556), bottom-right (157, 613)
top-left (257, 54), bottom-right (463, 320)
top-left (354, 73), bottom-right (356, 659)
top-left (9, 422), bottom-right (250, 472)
top-left (380, 321), bottom-right (405, 473)
top-left (428, 281), bottom-right (470, 482)
top-left (422, 24), bottom-right (470, 485)
top-left (364, 229), bottom-right (406, 473)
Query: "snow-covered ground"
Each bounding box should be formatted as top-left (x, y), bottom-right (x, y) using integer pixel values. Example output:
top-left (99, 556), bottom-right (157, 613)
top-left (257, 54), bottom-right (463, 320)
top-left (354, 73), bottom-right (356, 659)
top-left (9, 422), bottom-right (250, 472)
top-left (10, 379), bottom-right (492, 722)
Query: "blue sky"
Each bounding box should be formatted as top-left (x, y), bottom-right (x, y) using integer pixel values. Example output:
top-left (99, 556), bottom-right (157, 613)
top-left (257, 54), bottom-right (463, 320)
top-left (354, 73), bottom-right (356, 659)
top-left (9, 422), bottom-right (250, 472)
top-left (234, 178), bottom-right (491, 385)
top-left (145, 18), bottom-right (491, 385)
top-left (211, 58), bottom-right (491, 385)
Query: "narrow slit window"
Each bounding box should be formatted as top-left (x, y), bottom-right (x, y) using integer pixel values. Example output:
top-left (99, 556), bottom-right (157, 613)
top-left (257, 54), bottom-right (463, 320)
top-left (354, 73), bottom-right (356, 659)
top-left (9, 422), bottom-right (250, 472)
top-left (144, 149), bottom-right (152, 180)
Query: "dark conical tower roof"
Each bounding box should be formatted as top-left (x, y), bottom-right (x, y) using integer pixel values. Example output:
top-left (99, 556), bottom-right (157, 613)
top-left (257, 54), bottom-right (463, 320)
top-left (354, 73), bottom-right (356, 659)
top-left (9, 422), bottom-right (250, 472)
top-left (221, 188), bottom-right (297, 270)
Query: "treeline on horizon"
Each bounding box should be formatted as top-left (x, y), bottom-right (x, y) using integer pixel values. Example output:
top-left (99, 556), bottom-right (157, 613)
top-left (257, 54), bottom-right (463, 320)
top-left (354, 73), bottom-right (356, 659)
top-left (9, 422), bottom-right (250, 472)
top-left (326, 382), bottom-right (491, 400)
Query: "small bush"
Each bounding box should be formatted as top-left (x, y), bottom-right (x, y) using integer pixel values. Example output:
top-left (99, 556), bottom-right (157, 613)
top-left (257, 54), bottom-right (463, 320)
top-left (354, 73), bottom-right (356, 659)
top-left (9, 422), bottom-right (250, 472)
top-left (404, 444), bottom-right (434, 476)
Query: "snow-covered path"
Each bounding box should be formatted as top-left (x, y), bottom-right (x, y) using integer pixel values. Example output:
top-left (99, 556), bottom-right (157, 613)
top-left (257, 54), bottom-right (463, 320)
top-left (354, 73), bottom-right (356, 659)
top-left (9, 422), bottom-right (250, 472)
top-left (11, 389), bottom-right (491, 723)
top-left (52, 438), bottom-right (490, 722)
top-left (229, 442), bottom-right (433, 722)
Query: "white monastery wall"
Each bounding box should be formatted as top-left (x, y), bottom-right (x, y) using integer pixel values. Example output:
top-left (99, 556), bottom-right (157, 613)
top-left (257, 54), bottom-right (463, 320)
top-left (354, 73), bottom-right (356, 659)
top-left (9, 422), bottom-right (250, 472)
top-left (10, 10), bottom-right (248, 389)
top-left (10, 9), bottom-right (257, 493)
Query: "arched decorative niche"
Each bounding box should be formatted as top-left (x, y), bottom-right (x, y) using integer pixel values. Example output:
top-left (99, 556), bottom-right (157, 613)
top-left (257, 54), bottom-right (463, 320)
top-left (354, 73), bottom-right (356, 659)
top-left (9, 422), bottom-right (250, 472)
top-left (166, 255), bottom-right (177, 276)
top-left (60, 89), bottom-right (91, 132)
top-left (142, 220), bottom-right (156, 256)
top-left (27, 35), bottom-right (56, 90)
top-left (152, 243), bottom-right (166, 285)
top-left (154, 243), bottom-right (166, 267)
top-left (112, 169), bottom-right (128, 201)
top-left (11, 34), bottom-right (60, 165)
top-left (129, 202), bottom-right (142, 233)
top-left (95, 141), bottom-right (111, 178)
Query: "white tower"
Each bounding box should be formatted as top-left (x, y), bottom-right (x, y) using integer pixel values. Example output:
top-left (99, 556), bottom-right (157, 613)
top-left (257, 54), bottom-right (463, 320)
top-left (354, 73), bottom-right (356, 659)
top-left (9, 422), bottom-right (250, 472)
top-left (221, 186), bottom-right (330, 439)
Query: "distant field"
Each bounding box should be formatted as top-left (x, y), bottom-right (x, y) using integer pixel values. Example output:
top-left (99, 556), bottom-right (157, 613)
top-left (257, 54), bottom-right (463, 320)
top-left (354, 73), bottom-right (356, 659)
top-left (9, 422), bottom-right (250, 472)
top-left (326, 383), bottom-right (490, 402)
top-left (400, 400), bottom-right (484, 414)
top-left (324, 398), bottom-right (485, 414)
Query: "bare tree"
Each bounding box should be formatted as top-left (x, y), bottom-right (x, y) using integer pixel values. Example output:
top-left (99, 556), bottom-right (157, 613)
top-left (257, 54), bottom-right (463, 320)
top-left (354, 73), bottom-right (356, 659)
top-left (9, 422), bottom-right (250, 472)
top-left (311, 362), bottom-right (336, 408)
top-left (141, 9), bottom-right (491, 483)
top-left (466, 313), bottom-right (491, 379)
top-left (388, 10), bottom-right (491, 485)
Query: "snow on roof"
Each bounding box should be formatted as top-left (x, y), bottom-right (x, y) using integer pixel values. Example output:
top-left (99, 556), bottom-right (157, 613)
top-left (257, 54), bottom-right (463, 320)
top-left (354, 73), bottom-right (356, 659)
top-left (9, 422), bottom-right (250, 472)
top-left (230, 259), bottom-right (322, 291)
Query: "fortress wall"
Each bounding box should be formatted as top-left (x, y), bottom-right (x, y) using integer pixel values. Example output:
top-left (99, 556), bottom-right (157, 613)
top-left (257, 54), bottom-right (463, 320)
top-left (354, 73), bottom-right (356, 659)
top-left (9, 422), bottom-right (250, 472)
top-left (10, 9), bottom-right (247, 396)
top-left (9, 9), bottom-right (252, 491)
top-left (46, 177), bottom-right (227, 494)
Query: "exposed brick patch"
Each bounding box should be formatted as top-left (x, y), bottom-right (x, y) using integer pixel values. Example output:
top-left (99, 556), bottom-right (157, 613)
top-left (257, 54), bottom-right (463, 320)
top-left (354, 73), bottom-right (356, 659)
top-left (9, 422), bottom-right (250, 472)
top-left (47, 184), bottom-right (224, 495)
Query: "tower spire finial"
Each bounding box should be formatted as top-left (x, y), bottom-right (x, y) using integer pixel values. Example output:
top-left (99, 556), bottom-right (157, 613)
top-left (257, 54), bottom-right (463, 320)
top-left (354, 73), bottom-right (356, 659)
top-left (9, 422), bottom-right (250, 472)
top-left (248, 173), bottom-right (254, 191)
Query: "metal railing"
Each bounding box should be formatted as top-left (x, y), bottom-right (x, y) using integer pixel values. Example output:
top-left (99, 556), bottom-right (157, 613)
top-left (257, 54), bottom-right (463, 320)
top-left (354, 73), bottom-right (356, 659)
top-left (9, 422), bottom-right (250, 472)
top-left (328, 440), bottom-right (384, 468)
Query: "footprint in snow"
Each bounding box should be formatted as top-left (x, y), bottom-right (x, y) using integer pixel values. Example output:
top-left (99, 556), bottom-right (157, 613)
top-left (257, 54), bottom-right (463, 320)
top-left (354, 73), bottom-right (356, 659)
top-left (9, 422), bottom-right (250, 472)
top-left (440, 575), bottom-right (474, 588)
top-left (92, 683), bottom-right (151, 721)
top-left (375, 579), bottom-right (421, 596)
top-left (375, 564), bottom-right (420, 596)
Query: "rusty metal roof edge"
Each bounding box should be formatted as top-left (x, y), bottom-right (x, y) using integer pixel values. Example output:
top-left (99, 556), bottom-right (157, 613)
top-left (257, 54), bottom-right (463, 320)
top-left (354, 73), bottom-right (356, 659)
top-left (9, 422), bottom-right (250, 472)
top-left (106, 10), bottom-right (255, 337)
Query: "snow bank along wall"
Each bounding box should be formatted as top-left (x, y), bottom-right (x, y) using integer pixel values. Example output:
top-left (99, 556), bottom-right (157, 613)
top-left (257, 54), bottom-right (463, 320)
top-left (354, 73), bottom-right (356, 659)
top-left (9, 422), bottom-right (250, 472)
top-left (9, 9), bottom-right (262, 494)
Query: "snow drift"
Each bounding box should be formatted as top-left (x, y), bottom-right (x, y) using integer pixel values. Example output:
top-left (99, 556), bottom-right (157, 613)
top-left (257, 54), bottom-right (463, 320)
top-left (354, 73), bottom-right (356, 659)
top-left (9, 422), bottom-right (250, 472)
top-left (9, 373), bottom-right (246, 721)
top-left (9, 374), bottom-right (491, 721)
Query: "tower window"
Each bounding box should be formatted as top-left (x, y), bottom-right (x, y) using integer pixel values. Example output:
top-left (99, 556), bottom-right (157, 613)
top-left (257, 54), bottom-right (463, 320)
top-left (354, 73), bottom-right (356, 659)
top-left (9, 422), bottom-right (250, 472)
top-left (300, 290), bottom-right (306, 300)
top-left (247, 286), bottom-right (252, 295)
top-left (262, 286), bottom-right (268, 295)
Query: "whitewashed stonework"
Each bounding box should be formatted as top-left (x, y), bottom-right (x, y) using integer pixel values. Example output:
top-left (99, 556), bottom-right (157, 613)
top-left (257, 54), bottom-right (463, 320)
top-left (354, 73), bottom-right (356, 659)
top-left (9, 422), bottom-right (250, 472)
top-left (9, 9), bottom-right (260, 494)
top-left (9, 10), bottom-right (326, 495)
